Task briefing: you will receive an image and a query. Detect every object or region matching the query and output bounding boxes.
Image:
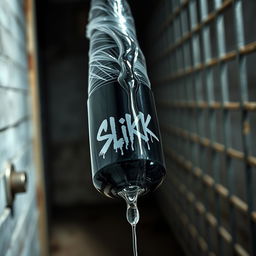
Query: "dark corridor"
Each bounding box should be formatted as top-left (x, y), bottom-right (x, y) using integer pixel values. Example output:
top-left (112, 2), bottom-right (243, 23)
top-left (35, 0), bottom-right (184, 255)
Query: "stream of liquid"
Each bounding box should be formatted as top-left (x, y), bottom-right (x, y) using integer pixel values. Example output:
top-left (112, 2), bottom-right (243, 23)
top-left (131, 224), bottom-right (138, 256)
top-left (118, 186), bottom-right (143, 256)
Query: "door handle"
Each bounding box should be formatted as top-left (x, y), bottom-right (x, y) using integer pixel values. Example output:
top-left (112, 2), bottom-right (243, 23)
top-left (4, 163), bottom-right (27, 207)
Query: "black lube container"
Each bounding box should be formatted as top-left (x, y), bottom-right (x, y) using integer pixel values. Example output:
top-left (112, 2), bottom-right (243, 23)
top-left (87, 0), bottom-right (166, 198)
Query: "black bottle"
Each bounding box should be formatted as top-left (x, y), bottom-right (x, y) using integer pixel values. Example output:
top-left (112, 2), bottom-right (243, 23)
top-left (87, 0), bottom-right (166, 198)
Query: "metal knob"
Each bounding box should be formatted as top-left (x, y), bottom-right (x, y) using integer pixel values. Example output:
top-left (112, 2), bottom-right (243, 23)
top-left (4, 163), bottom-right (27, 207)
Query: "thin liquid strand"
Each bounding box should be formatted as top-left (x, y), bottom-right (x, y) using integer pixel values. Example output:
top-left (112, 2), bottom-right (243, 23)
top-left (118, 186), bottom-right (143, 256)
top-left (132, 224), bottom-right (138, 256)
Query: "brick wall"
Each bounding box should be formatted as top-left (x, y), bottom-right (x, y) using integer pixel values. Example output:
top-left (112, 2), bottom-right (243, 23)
top-left (0, 0), bottom-right (40, 255)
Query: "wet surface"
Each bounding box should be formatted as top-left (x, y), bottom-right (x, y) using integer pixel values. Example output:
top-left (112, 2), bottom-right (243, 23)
top-left (50, 199), bottom-right (184, 256)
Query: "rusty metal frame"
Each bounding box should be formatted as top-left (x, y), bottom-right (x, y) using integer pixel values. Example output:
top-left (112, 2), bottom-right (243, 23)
top-left (25, 0), bottom-right (49, 255)
top-left (149, 0), bottom-right (256, 255)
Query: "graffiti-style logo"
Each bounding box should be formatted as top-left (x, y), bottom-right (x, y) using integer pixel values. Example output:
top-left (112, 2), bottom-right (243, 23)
top-left (97, 112), bottom-right (159, 158)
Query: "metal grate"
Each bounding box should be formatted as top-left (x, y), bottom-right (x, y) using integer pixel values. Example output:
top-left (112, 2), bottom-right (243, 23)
top-left (147, 0), bottom-right (256, 255)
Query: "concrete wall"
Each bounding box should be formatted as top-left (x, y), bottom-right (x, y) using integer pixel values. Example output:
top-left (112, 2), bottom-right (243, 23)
top-left (0, 0), bottom-right (40, 255)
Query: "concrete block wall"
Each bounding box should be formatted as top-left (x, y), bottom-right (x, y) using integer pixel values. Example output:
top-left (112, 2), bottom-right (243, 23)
top-left (0, 0), bottom-right (40, 255)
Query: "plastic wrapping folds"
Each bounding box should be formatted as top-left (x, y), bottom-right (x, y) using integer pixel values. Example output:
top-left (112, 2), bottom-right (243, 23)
top-left (87, 0), bottom-right (166, 198)
top-left (87, 0), bottom-right (150, 96)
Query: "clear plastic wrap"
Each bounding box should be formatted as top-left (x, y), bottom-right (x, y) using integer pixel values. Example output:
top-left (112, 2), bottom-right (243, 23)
top-left (86, 0), bottom-right (151, 96)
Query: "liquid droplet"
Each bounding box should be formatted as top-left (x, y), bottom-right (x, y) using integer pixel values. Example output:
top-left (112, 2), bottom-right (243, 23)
top-left (118, 186), bottom-right (144, 256)
top-left (127, 202), bottom-right (139, 225)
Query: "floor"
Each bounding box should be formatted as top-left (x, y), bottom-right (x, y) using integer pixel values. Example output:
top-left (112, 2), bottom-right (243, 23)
top-left (50, 198), bottom-right (185, 256)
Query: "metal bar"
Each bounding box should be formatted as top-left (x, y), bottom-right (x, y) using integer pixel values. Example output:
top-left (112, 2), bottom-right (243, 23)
top-left (153, 0), bottom-right (233, 63)
top-left (176, 4), bottom-right (200, 253)
top-left (188, 2), bottom-right (207, 253)
top-left (170, 168), bottom-right (216, 255)
top-left (214, 1), bottom-right (234, 254)
top-left (168, 163), bottom-right (251, 256)
top-left (162, 124), bottom-right (256, 167)
top-left (233, 0), bottom-right (256, 255)
top-left (187, 2), bottom-right (202, 254)
top-left (148, 0), bottom-right (256, 254)
top-left (155, 41), bottom-right (256, 85)
top-left (164, 146), bottom-right (256, 224)
top-left (159, 185), bottom-right (195, 256)
top-left (199, 2), bottom-right (218, 251)
top-left (158, 100), bottom-right (256, 111)
top-left (25, 0), bottom-right (49, 255)
top-left (157, 0), bottom-right (189, 39)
